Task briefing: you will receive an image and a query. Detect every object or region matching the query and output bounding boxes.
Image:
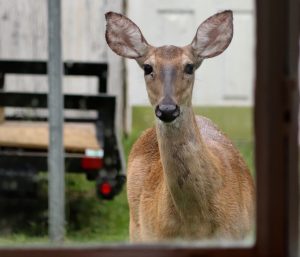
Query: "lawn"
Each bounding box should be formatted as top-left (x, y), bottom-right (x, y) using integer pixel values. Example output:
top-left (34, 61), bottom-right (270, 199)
top-left (125, 106), bottom-right (254, 173)
top-left (0, 106), bottom-right (254, 245)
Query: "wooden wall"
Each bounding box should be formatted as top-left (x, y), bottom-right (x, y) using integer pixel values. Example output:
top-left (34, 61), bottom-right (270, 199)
top-left (0, 0), bottom-right (125, 133)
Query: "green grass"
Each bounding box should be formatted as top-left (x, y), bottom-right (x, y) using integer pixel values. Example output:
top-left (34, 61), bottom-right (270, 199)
top-left (0, 106), bottom-right (254, 245)
top-left (0, 174), bottom-right (129, 246)
top-left (65, 174), bottom-right (129, 243)
top-left (124, 106), bottom-right (254, 173)
top-left (128, 106), bottom-right (253, 139)
top-left (194, 107), bottom-right (254, 173)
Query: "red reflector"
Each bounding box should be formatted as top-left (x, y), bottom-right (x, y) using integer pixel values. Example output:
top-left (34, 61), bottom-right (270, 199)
top-left (99, 182), bottom-right (112, 195)
top-left (81, 157), bottom-right (103, 170)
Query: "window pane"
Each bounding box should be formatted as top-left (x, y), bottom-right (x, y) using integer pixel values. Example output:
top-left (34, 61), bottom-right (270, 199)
top-left (125, 0), bottom-right (255, 245)
top-left (0, 0), bottom-right (256, 247)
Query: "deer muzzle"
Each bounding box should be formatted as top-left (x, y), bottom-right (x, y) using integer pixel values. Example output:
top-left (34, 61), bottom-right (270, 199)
top-left (155, 103), bottom-right (180, 123)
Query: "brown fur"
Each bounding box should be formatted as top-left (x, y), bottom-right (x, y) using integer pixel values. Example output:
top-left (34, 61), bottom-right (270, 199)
top-left (127, 115), bottom-right (255, 242)
top-left (105, 10), bottom-right (255, 242)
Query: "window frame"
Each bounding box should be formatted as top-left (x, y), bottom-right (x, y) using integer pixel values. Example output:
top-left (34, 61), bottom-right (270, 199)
top-left (0, 0), bottom-right (299, 256)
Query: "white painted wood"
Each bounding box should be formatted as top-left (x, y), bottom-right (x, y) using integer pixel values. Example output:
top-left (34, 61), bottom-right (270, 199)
top-left (0, 0), bottom-right (125, 132)
top-left (221, 11), bottom-right (255, 103)
top-left (104, 0), bottom-right (126, 134)
top-left (0, 0), bottom-right (107, 93)
top-left (127, 0), bottom-right (255, 107)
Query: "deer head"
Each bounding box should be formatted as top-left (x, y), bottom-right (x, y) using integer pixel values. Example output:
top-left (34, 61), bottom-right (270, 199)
top-left (105, 11), bottom-right (233, 123)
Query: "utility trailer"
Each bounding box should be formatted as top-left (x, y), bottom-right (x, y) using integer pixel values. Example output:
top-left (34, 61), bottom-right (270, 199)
top-left (0, 60), bottom-right (125, 200)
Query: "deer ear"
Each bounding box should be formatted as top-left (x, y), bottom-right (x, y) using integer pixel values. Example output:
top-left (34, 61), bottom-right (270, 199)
top-left (105, 12), bottom-right (150, 59)
top-left (190, 10), bottom-right (233, 59)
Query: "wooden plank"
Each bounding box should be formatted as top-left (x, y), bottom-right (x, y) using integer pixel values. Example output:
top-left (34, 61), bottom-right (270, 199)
top-left (0, 121), bottom-right (100, 152)
top-left (0, 0), bottom-right (107, 61)
top-left (0, 0), bottom-right (108, 119)
top-left (0, 246), bottom-right (256, 257)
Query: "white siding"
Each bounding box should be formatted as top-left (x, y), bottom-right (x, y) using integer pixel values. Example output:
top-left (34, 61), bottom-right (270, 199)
top-left (127, 0), bottom-right (255, 107)
top-left (0, 0), bottom-right (125, 131)
top-left (0, 0), bottom-right (107, 94)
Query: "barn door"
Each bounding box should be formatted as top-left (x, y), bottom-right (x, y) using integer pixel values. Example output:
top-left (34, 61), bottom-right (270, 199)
top-left (127, 0), bottom-right (255, 107)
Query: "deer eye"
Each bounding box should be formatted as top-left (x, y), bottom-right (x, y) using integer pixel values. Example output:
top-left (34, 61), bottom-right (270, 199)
top-left (143, 64), bottom-right (153, 76)
top-left (184, 64), bottom-right (194, 75)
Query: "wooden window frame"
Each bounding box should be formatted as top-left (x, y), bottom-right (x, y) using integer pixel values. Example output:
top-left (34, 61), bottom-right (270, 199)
top-left (0, 0), bottom-right (299, 256)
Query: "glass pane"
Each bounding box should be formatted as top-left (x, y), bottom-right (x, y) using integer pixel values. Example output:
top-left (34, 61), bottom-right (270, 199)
top-left (0, 0), bottom-right (256, 247)
top-left (125, 0), bottom-right (256, 246)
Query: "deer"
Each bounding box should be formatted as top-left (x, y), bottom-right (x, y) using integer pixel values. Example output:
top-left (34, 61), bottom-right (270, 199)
top-left (105, 10), bottom-right (255, 242)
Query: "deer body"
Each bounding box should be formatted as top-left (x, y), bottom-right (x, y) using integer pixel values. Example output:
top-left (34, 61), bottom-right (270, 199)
top-left (106, 11), bottom-right (255, 242)
top-left (128, 112), bottom-right (254, 241)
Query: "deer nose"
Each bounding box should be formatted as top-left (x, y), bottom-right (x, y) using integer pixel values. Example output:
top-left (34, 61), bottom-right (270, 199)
top-left (155, 104), bottom-right (180, 122)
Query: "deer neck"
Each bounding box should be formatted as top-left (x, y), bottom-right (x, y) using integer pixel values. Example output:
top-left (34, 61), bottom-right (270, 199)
top-left (156, 106), bottom-right (219, 222)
